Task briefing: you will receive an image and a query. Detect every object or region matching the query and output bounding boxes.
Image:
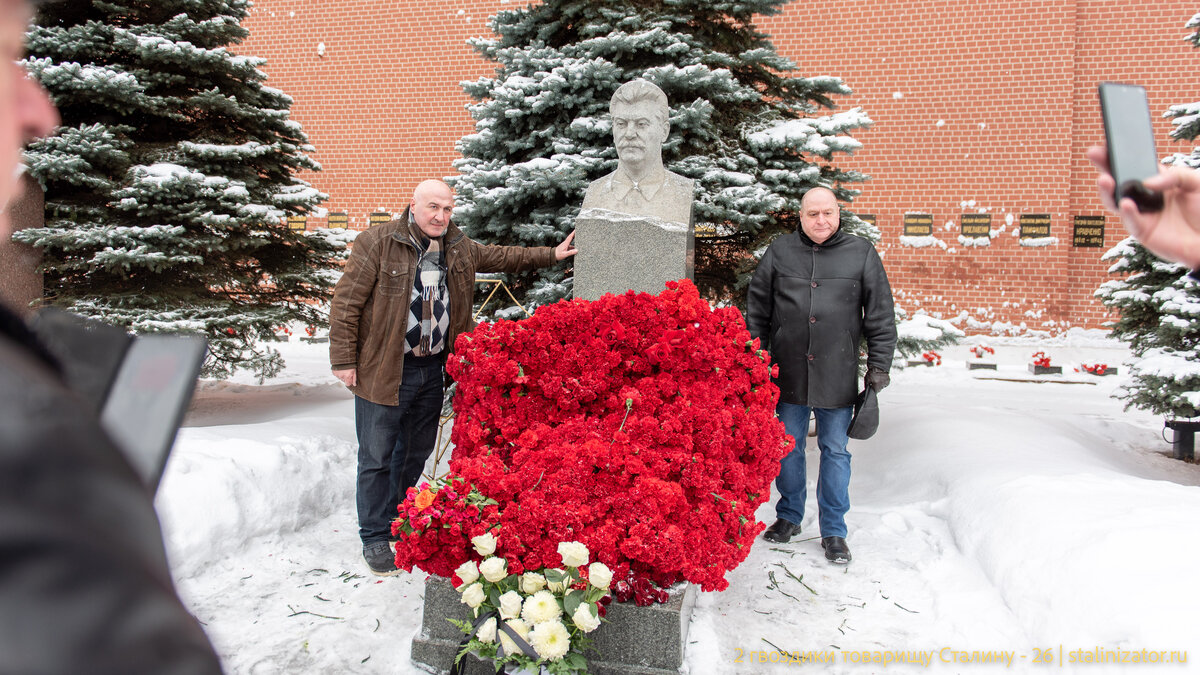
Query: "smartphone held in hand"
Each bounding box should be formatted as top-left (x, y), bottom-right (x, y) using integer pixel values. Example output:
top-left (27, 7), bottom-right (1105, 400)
top-left (1098, 82), bottom-right (1164, 213)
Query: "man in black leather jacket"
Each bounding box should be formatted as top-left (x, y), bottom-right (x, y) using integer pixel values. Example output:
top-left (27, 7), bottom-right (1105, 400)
top-left (0, 1), bottom-right (224, 671)
top-left (746, 187), bottom-right (897, 564)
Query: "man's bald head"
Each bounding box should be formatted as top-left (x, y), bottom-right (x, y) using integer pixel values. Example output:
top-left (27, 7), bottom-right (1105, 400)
top-left (412, 179), bottom-right (452, 203)
top-left (800, 186), bottom-right (838, 210)
top-left (409, 180), bottom-right (454, 238)
top-left (799, 186), bottom-right (840, 244)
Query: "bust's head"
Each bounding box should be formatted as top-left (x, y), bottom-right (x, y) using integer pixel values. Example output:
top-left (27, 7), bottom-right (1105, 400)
top-left (610, 80), bottom-right (669, 177)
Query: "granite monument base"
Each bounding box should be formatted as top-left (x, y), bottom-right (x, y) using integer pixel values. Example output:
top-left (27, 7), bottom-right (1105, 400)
top-left (573, 209), bottom-right (694, 301)
top-left (411, 575), bottom-right (695, 675)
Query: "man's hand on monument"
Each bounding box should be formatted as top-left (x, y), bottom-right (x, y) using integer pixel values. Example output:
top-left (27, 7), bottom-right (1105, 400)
top-left (555, 230), bottom-right (578, 260)
top-left (865, 368), bottom-right (890, 392)
top-left (333, 367), bottom-right (357, 387)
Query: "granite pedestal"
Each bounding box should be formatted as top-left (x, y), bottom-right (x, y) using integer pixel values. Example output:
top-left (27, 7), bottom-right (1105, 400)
top-left (573, 208), bottom-right (694, 301)
top-left (411, 575), bottom-right (695, 675)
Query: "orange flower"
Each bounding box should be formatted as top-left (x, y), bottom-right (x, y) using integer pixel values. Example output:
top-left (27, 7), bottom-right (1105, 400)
top-left (414, 490), bottom-right (435, 511)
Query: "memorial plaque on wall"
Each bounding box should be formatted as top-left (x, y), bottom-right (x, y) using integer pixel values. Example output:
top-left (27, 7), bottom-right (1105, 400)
top-left (1072, 215), bottom-right (1105, 248)
top-left (327, 212), bottom-right (348, 229)
top-left (960, 213), bottom-right (991, 239)
top-left (903, 213), bottom-right (933, 236)
top-left (1018, 213), bottom-right (1051, 239)
top-left (369, 212), bottom-right (392, 228)
top-left (287, 215), bottom-right (307, 231)
top-left (856, 214), bottom-right (876, 228)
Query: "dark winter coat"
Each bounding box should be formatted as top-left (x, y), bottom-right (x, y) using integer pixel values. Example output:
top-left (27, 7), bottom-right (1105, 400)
top-left (746, 228), bottom-right (897, 408)
top-left (329, 209), bottom-right (556, 406)
top-left (0, 306), bottom-right (224, 675)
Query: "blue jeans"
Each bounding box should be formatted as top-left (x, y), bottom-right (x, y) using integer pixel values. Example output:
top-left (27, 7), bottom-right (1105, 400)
top-left (774, 402), bottom-right (854, 538)
top-left (354, 355), bottom-right (444, 546)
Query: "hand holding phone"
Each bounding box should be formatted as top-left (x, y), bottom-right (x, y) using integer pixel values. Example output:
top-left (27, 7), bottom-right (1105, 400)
top-left (1098, 82), bottom-right (1164, 213)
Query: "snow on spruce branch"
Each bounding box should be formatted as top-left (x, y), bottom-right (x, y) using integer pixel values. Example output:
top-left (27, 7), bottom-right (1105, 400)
top-left (745, 108), bottom-right (871, 157)
top-left (23, 58), bottom-right (142, 93)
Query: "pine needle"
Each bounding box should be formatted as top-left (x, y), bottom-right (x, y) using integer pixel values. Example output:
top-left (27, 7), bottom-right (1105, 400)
top-left (772, 562), bottom-right (817, 595)
top-left (766, 571), bottom-right (802, 602)
top-left (761, 637), bottom-right (789, 656)
top-left (287, 605), bottom-right (343, 620)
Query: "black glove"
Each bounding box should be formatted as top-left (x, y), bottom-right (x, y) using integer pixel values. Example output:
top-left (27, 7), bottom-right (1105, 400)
top-left (865, 368), bottom-right (890, 392)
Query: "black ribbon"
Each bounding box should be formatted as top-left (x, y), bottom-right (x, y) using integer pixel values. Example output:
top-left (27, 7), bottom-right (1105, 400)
top-left (448, 610), bottom-right (540, 675)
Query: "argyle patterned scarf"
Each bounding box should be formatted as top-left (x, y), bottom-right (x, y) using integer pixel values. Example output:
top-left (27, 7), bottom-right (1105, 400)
top-left (405, 215), bottom-right (449, 356)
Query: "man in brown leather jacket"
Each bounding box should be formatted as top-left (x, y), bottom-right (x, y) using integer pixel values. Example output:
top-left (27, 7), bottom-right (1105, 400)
top-left (329, 179), bottom-right (577, 575)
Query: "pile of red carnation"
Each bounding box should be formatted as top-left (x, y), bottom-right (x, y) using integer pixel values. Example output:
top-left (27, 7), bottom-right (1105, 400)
top-left (433, 280), bottom-right (788, 593)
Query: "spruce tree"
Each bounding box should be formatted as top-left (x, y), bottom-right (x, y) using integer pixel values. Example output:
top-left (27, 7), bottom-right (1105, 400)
top-left (451, 0), bottom-right (874, 313)
top-left (18, 0), bottom-right (344, 379)
top-left (1094, 13), bottom-right (1200, 419)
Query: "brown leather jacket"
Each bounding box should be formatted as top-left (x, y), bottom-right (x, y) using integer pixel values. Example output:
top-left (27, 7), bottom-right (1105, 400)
top-left (329, 210), bottom-right (556, 405)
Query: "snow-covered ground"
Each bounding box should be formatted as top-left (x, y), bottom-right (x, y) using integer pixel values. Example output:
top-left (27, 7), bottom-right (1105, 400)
top-left (160, 332), bottom-right (1200, 675)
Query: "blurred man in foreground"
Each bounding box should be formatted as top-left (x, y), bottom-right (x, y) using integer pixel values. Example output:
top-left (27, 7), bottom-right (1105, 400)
top-left (0, 0), bottom-right (224, 671)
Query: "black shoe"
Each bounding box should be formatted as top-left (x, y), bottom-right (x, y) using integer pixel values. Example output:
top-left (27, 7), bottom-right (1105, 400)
top-left (763, 518), bottom-right (802, 543)
top-left (822, 536), bottom-right (851, 564)
top-left (363, 541), bottom-right (401, 577)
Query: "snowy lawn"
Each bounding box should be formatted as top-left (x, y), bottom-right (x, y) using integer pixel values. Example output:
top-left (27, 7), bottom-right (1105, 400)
top-left (159, 333), bottom-right (1200, 674)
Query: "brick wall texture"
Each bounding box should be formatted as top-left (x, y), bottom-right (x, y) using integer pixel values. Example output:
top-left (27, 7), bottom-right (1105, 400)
top-left (238, 0), bottom-right (1200, 333)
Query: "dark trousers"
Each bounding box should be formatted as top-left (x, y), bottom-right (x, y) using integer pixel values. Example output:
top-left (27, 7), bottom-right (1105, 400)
top-left (354, 355), bottom-right (444, 546)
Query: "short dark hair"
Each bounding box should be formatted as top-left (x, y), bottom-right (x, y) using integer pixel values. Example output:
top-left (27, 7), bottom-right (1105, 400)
top-left (610, 79), bottom-right (669, 126)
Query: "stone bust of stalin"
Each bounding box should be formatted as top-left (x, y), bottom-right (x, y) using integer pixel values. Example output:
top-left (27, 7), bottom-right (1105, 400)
top-left (581, 79), bottom-right (694, 226)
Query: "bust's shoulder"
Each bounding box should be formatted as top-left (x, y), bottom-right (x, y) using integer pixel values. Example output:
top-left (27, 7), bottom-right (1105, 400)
top-left (663, 170), bottom-right (693, 189)
top-left (585, 171), bottom-right (618, 192)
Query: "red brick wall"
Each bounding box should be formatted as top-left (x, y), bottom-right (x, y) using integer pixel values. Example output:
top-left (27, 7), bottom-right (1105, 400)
top-left (239, 0), bottom-right (1200, 333)
top-left (238, 0), bottom-right (500, 227)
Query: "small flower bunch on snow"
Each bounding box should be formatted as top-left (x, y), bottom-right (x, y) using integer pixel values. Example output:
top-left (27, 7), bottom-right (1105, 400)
top-left (449, 540), bottom-right (612, 674)
top-left (922, 350), bottom-right (942, 366)
top-left (1031, 351), bottom-right (1052, 368)
top-left (970, 344), bottom-right (994, 359)
top-left (1080, 363), bottom-right (1109, 376)
top-left (390, 476), bottom-right (498, 577)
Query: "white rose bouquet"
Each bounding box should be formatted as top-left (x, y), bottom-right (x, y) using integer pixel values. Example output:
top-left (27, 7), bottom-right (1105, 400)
top-left (449, 540), bottom-right (613, 675)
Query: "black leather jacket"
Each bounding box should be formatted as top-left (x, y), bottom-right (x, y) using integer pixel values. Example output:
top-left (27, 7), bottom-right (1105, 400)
top-left (746, 229), bottom-right (897, 408)
top-left (0, 306), bottom-right (223, 675)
